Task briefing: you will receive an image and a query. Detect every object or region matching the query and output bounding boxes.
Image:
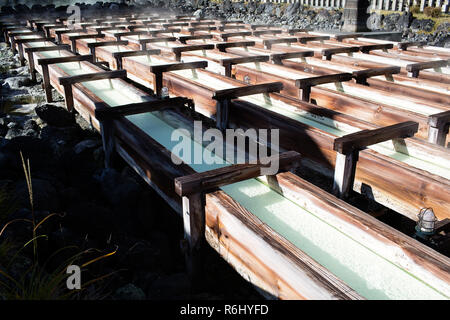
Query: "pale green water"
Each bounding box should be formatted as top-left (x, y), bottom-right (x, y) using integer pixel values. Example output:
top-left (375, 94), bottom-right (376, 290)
top-left (26, 42), bottom-right (450, 299)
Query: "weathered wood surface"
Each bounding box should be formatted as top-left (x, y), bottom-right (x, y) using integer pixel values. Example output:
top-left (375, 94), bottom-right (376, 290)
top-left (175, 151), bottom-right (301, 196)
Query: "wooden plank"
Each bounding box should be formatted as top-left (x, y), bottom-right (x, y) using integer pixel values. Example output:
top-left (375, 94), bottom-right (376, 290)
top-left (428, 110), bottom-right (450, 146)
top-left (298, 35), bottom-right (330, 44)
top-left (334, 33), bottom-right (359, 41)
top-left (187, 26), bottom-right (217, 34)
top-left (283, 28), bottom-right (309, 35)
top-left (69, 34), bottom-right (105, 52)
top-left (15, 37), bottom-right (55, 66)
top-left (322, 46), bottom-right (360, 60)
top-left (215, 41), bottom-right (255, 52)
top-left (334, 121), bottom-right (419, 155)
top-left (149, 61), bottom-right (208, 97)
top-left (58, 70), bottom-right (127, 112)
top-left (406, 59), bottom-right (450, 78)
top-left (112, 49), bottom-right (161, 69)
top-left (220, 31), bottom-right (252, 41)
top-left (213, 82), bottom-right (283, 100)
top-left (171, 44), bottom-right (215, 61)
top-left (352, 66), bottom-right (401, 84)
top-left (175, 151), bottom-right (301, 197)
top-left (94, 97), bottom-right (191, 120)
top-left (397, 41), bottom-right (426, 50)
top-left (178, 34), bottom-right (213, 44)
top-left (37, 54), bottom-right (94, 66)
top-left (263, 37), bottom-right (297, 49)
top-left (112, 31), bottom-right (149, 40)
top-left (295, 73), bottom-right (353, 101)
top-left (139, 37), bottom-right (177, 50)
top-left (220, 55), bottom-right (270, 77)
top-left (252, 30), bottom-right (282, 37)
top-left (360, 43), bottom-right (394, 53)
top-left (270, 51), bottom-right (314, 64)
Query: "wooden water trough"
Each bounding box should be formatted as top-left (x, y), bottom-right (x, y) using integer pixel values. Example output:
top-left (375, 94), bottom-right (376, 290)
top-left (3, 15), bottom-right (450, 300)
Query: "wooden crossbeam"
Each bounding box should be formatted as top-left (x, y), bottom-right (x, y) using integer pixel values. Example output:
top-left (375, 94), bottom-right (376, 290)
top-left (428, 110), bottom-right (450, 146)
top-left (92, 26), bottom-right (127, 34)
top-left (321, 46), bottom-right (360, 60)
top-left (352, 66), bottom-right (401, 84)
top-left (162, 22), bottom-right (189, 28)
top-left (149, 61), bottom-right (208, 97)
top-left (127, 24), bottom-right (158, 31)
top-left (220, 31), bottom-right (252, 41)
top-left (42, 24), bottom-right (64, 37)
top-left (359, 43), bottom-right (393, 53)
top-left (334, 33), bottom-right (359, 41)
top-left (112, 49), bottom-right (161, 69)
top-left (220, 55), bottom-right (270, 77)
top-left (58, 70), bottom-right (127, 112)
top-left (174, 150), bottom-right (300, 282)
top-left (54, 29), bottom-right (84, 43)
top-left (332, 121), bottom-right (419, 199)
top-left (213, 82), bottom-right (283, 130)
top-left (14, 37), bottom-right (55, 65)
top-left (215, 41), bottom-right (255, 52)
top-left (187, 26), bottom-right (217, 35)
top-left (87, 40), bottom-right (129, 60)
top-left (218, 25), bottom-right (243, 31)
top-left (149, 28), bottom-right (181, 36)
top-left (397, 41), bottom-right (426, 51)
top-left (177, 34), bottom-right (213, 44)
top-left (69, 34), bottom-right (105, 52)
top-left (94, 97), bottom-right (191, 120)
top-left (139, 37), bottom-right (177, 50)
top-left (406, 59), bottom-right (450, 78)
top-left (38, 54), bottom-right (94, 103)
top-left (175, 151), bottom-right (301, 196)
top-left (298, 35), bottom-right (330, 44)
top-left (270, 50), bottom-right (315, 65)
top-left (249, 24), bottom-right (277, 30)
top-left (263, 37), bottom-right (297, 49)
top-left (295, 73), bottom-right (353, 101)
top-left (283, 28), bottom-right (309, 35)
top-left (112, 31), bottom-right (148, 40)
top-left (24, 44), bottom-right (71, 81)
top-left (190, 21), bottom-right (215, 27)
top-left (171, 44), bottom-right (215, 61)
top-left (252, 30), bottom-right (282, 37)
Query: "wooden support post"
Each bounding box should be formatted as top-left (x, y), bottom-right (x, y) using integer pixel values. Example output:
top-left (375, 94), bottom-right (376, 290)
top-left (397, 41), bottom-right (426, 51)
top-left (149, 61), bottom-right (208, 97)
top-left (69, 34), bottom-right (105, 53)
top-left (215, 41), bottom-right (255, 52)
top-left (177, 34), bottom-right (213, 44)
top-left (112, 49), bottom-right (161, 70)
top-left (252, 30), bottom-right (282, 37)
top-left (321, 46), bottom-right (360, 60)
top-left (352, 66), bottom-right (401, 85)
top-left (212, 82), bottom-right (283, 130)
top-left (298, 35), bottom-right (330, 44)
top-left (295, 73), bottom-right (353, 102)
top-left (139, 37), bottom-right (177, 50)
top-left (220, 55), bottom-right (270, 77)
top-left (174, 151), bottom-right (301, 283)
top-left (263, 37), bottom-right (297, 50)
top-left (332, 121), bottom-right (419, 198)
top-left (58, 70), bottom-right (127, 112)
top-left (38, 54), bottom-right (94, 103)
top-left (428, 111), bottom-right (450, 146)
top-left (15, 37), bottom-right (55, 66)
top-left (270, 50), bottom-right (315, 65)
top-left (171, 44), bottom-right (215, 61)
top-left (359, 43), bottom-right (394, 53)
top-left (220, 31), bottom-right (252, 42)
top-left (87, 40), bottom-right (129, 61)
top-left (406, 59), bottom-right (450, 78)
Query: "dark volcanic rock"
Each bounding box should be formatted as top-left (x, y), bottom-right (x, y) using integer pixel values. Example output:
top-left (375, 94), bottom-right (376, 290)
top-left (411, 19), bottom-right (435, 32)
top-left (114, 283), bottom-right (146, 300)
top-left (35, 104), bottom-right (74, 127)
top-left (13, 178), bottom-right (60, 211)
top-left (367, 13), bottom-right (383, 30)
